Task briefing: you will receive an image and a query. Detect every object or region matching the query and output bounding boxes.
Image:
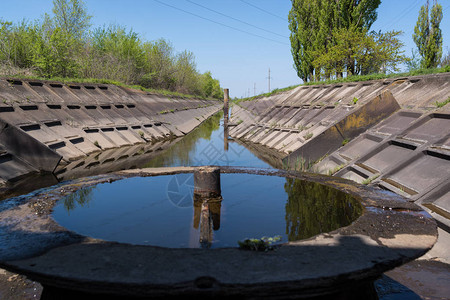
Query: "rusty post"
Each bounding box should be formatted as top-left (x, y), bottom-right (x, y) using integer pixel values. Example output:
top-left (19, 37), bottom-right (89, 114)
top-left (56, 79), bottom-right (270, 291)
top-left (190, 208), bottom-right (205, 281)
top-left (223, 88), bottom-right (229, 125)
top-left (194, 166), bottom-right (221, 198)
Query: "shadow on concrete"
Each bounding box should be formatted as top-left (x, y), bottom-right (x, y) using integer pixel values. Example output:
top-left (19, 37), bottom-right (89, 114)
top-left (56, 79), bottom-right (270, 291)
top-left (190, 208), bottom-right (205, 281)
top-left (0, 224), bottom-right (436, 300)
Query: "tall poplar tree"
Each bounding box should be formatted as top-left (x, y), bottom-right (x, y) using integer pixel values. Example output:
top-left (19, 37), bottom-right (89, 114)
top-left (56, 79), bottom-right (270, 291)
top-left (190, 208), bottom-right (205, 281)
top-left (289, 0), bottom-right (381, 81)
top-left (413, 0), bottom-right (443, 68)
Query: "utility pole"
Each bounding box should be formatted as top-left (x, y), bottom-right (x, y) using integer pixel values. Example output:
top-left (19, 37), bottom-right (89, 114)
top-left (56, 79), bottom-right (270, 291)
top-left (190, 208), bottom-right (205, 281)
top-left (253, 83), bottom-right (256, 96)
top-left (267, 68), bottom-right (272, 93)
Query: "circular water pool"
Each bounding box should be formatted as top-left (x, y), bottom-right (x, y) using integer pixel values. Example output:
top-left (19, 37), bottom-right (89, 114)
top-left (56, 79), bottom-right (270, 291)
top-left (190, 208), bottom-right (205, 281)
top-left (53, 173), bottom-right (362, 248)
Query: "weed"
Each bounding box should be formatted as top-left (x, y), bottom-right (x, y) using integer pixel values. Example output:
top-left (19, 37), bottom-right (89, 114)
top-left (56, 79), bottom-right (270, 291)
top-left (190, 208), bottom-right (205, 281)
top-left (93, 140), bottom-right (100, 148)
top-left (297, 124), bottom-right (307, 131)
top-left (342, 138), bottom-right (350, 146)
top-left (238, 235), bottom-right (282, 251)
top-left (434, 97), bottom-right (450, 108)
top-left (138, 130), bottom-right (145, 138)
top-left (236, 119), bottom-right (243, 125)
top-left (303, 132), bottom-right (313, 140)
top-left (352, 97), bottom-right (358, 105)
top-left (328, 164), bottom-right (345, 175)
top-left (361, 175), bottom-right (379, 185)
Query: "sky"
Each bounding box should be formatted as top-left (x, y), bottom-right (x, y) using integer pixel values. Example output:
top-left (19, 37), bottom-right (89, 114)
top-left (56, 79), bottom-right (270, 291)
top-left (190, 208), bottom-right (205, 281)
top-left (2, 0), bottom-right (450, 99)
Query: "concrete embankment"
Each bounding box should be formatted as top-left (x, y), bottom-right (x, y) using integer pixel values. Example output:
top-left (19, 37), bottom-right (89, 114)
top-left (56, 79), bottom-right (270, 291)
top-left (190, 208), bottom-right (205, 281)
top-left (0, 78), bottom-right (222, 184)
top-left (229, 72), bottom-right (450, 229)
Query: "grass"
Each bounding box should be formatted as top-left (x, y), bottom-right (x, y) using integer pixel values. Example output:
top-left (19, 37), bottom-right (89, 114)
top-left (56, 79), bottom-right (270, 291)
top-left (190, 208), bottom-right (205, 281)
top-left (234, 84), bottom-right (300, 105)
top-left (303, 132), bottom-right (313, 140)
top-left (435, 96), bottom-right (450, 108)
top-left (234, 65), bottom-right (450, 104)
top-left (361, 175), bottom-right (379, 185)
top-left (328, 164), bottom-right (346, 176)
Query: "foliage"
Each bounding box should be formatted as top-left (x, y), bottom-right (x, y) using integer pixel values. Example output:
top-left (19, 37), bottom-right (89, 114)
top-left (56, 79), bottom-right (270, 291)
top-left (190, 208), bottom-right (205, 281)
top-left (413, 0), bottom-right (443, 69)
top-left (288, 0), bottom-right (411, 82)
top-left (52, 0), bottom-right (92, 39)
top-left (435, 97), bottom-right (450, 108)
top-left (0, 0), bottom-right (223, 99)
top-left (238, 235), bottom-right (282, 251)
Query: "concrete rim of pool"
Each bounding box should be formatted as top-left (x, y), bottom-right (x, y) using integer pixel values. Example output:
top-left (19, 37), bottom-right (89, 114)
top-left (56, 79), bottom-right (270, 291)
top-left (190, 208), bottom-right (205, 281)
top-left (0, 166), bottom-right (438, 299)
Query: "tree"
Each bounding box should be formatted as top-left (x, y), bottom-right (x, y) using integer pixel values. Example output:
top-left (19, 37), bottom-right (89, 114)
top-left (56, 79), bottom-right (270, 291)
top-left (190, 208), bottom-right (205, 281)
top-left (289, 0), bottom-right (381, 81)
top-left (52, 0), bottom-right (92, 39)
top-left (289, 0), bottom-right (313, 82)
top-left (413, 0), bottom-right (443, 68)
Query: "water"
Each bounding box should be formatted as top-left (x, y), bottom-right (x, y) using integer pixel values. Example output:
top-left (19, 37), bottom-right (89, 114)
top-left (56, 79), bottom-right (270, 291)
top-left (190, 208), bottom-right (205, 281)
top-left (143, 112), bottom-right (274, 169)
top-left (52, 173), bottom-right (362, 248)
top-left (52, 113), bottom-right (362, 247)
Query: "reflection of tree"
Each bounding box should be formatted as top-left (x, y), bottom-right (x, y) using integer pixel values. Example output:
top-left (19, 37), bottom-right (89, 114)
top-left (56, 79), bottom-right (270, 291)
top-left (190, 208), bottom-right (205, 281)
top-left (284, 178), bottom-right (362, 241)
top-left (144, 112), bottom-right (222, 167)
top-left (63, 186), bottom-right (95, 212)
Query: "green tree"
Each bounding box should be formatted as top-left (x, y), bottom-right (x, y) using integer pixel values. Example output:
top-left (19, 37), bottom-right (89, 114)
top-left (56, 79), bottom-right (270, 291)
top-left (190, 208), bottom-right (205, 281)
top-left (288, 0), bottom-right (316, 82)
top-left (140, 39), bottom-right (176, 90)
top-left (32, 26), bottom-right (78, 77)
top-left (313, 27), bottom-right (407, 78)
top-left (289, 0), bottom-right (381, 81)
top-left (52, 0), bottom-right (92, 39)
top-left (413, 0), bottom-right (443, 68)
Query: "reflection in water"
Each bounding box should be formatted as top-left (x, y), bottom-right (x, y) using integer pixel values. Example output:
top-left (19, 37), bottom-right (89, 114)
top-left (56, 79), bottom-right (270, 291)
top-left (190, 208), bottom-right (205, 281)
top-left (193, 196), bottom-right (222, 248)
top-left (143, 111), bottom-right (272, 169)
top-left (54, 174), bottom-right (363, 248)
top-left (62, 186), bottom-right (94, 212)
top-left (144, 112), bottom-right (223, 168)
top-left (223, 124), bottom-right (229, 152)
top-left (284, 178), bottom-right (363, 241)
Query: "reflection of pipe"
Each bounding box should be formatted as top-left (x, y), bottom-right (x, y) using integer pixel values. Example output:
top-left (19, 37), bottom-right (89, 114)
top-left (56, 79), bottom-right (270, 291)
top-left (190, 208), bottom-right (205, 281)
top-left (223, 125), bottom-right (229, 152)
top-left (193, 166), bottom-right (223, 248)
top-left (194, 195), bottom-right (222, 231)
top-left (194, 197), bottom-right (222, 249)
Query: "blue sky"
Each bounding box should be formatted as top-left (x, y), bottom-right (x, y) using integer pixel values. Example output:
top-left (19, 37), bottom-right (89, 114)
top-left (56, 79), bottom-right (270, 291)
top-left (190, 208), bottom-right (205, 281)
top-left (2, 0), bottom-right (449, 98)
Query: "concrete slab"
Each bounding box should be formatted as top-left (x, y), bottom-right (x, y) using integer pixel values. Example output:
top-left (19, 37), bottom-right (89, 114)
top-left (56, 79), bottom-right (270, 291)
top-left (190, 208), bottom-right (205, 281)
top-left (0, 119), bottom-right (61, 174)
top-left (360, 140), bottom-right (417, 173)
top-left (339, 134), bottom-right (385, 161)
top-left (372, 111), bottom-right (422, 135)
top-left (383, 150), bottom-right (450, 196)
top-left (0, 151), bottom-right (35, 181)
top-left (403, 113), bottom-right (450, 142)
top-left (284, 90), bottom-right (400, 168)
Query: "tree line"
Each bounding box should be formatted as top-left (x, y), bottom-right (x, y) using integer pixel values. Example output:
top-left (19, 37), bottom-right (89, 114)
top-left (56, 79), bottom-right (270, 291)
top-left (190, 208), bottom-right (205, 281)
top-left (0, 0), bottom-right (223, 99)
top-left (289, 0), bottom-right (446, 83)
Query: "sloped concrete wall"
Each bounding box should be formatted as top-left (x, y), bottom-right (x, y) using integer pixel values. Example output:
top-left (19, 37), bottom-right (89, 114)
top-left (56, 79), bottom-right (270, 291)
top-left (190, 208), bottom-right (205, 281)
top-left (0, 78), bottom-right (222, 183)
top-left (229, 72), bottom-right (450, 228)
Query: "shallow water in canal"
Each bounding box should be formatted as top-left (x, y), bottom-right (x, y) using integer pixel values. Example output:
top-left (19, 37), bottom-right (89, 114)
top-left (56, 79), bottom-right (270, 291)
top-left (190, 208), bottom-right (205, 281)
top-left (52, 113), bottom-right (362, 248)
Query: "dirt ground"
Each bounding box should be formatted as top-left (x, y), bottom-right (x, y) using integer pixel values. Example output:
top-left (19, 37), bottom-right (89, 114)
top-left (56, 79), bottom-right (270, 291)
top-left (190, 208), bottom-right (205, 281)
top-left (0, 268), bottom-right (42, 300)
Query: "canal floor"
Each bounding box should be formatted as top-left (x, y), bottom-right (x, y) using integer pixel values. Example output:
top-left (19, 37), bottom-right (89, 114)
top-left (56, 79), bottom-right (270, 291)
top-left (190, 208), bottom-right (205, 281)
top-left (0, 114), bottom-right (449, 299)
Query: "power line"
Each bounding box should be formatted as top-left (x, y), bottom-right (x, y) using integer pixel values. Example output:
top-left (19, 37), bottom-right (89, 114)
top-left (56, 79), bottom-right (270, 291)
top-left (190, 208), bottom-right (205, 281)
top-left (153, 0), bottom-right (289, 45)
top-left (379, 0), bottom-right (421, 31)
top-left (240, 0), bottom-right (286, 21)
top-left (185, 0), bottom-right (288, 38)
